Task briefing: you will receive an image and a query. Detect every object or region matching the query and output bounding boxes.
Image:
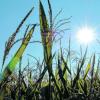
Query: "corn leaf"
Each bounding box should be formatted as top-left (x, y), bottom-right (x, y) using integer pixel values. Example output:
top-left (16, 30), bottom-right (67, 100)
top-left (83, 58), bottom-right (91, 80)
top-left (2, 7), bottom-right (34, 68)
top-left (39, 0), bottom-right (52, 64)
top-left (1, 25), bottom-right (36, 80)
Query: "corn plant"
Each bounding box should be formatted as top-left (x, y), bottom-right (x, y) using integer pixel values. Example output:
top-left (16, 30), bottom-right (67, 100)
top-left (0, 0), bottom-right (100, 100)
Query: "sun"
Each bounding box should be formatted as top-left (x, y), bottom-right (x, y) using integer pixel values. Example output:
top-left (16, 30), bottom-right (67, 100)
top-left (77, 26), bottom-right (95, 45)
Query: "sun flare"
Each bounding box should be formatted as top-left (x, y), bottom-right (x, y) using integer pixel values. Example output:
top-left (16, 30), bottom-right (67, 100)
top-left (77, 26), bottom-right (95, 45)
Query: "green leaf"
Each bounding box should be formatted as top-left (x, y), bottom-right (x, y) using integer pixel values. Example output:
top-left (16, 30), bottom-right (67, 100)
top-left (83, 58), bottom-right (91, 80)
top-left (2, 7), bottom-right (34, 68)
top-left (2, 25), bottom-right (36, 80)
top-left (39, 0), bottom-right (52, 61)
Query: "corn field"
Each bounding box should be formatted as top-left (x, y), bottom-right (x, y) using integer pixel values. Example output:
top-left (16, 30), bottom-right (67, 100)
top-left (0, 0), bottom-right (100, 100)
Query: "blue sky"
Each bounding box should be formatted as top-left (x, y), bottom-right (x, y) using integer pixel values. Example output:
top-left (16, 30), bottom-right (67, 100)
top-left (0, 0), bottom-right (100, 71)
